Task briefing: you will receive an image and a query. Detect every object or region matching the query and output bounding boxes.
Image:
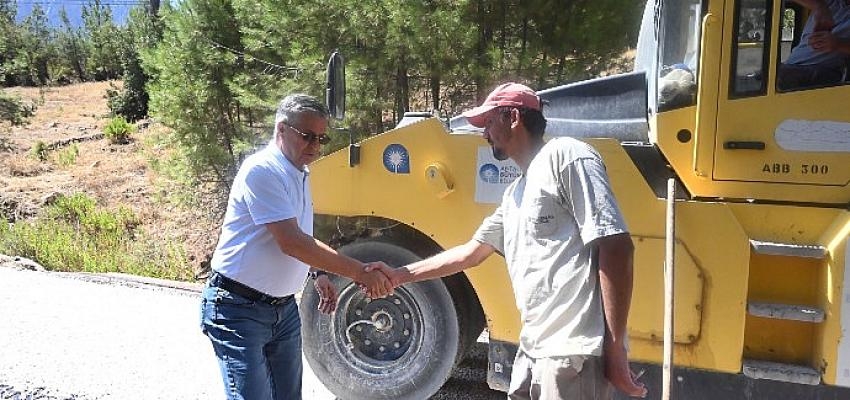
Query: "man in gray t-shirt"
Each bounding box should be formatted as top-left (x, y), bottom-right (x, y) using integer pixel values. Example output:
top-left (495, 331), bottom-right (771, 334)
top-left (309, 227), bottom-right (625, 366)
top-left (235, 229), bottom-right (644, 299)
top-left (778, 0), bottom-right (850, 90)
top-left (373, 83), bottom-right (646, 399)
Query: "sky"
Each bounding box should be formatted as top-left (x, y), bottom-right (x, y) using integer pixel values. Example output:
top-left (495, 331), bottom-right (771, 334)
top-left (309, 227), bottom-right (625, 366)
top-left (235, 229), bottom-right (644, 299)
top-left (14, 0), bottom-right (140, 27)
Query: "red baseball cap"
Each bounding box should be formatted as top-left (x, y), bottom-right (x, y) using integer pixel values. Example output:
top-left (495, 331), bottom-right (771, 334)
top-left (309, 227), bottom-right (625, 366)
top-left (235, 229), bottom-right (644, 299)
top-left (462, 82), bottom-right (541, 128)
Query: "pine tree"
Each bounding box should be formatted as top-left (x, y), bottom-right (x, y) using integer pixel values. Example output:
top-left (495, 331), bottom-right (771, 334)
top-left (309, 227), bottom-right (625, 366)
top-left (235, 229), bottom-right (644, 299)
top-left (83, 0), bottom-right (123, 80)
top-left (145, 0), bottom-right (249, 181)
top-left (108, 5), bottom-right (162, 121)
top-left (17, 4), bottom-right (54, 86)
top-left (56, 8), bottom-right (88, 82)
top-left (0, 0), bottom-right (17, 86)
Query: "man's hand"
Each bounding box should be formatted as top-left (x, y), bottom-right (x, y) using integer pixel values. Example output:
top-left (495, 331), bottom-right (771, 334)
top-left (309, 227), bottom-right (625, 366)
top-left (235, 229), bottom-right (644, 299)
top-left (603, 338), bottom-right (647, 398)
top-left (809, 31), bottom-right (840, 53)
top-left (357, 262), bottom-right (395, 298)
top-left (363, 262), bottom-right (403, 287)
top-left (314, 274), bottom-right (338, 314)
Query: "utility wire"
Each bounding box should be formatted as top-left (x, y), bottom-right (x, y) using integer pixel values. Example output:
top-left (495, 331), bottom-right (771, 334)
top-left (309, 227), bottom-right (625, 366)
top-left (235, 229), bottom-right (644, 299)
top-left (203, 37), bottom-right (310, 78)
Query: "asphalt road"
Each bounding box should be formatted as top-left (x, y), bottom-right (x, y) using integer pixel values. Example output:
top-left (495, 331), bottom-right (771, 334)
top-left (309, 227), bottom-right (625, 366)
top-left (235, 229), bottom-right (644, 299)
top-left (0, 267), bottom-right (502, 399)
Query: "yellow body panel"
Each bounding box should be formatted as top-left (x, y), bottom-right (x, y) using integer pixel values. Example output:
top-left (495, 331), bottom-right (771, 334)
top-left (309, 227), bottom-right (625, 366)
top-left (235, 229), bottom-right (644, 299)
top-left (311, 119), bottom-right (521, 343)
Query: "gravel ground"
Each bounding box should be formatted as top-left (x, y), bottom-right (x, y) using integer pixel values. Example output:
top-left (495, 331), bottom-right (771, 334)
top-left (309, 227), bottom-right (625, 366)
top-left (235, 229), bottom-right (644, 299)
top-left (0, 267), bottom-right (334, 400)
top-left (0, 267), bottom-right (503, 399)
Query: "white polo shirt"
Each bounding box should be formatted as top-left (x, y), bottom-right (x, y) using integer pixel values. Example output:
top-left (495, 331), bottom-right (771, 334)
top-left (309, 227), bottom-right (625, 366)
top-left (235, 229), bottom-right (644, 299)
top-left (211, 139), bottom-right (313, 297)
top-left (474, 137), bottom-right (628, 358)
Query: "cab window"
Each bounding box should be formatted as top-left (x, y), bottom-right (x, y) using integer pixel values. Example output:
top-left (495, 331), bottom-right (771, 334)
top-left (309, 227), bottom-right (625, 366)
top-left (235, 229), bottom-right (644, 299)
top-left (731, 0), bottom-right (772, 97)
top-left (657, 0), bottom-right (702, 111)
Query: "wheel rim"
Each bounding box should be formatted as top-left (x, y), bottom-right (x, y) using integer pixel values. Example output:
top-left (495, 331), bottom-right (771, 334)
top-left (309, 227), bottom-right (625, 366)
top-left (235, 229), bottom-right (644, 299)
top-left (332, 282), bottom-right (424, 374)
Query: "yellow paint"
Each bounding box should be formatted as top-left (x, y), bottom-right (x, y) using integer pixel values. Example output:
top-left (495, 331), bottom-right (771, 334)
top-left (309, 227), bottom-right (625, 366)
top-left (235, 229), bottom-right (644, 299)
top-left (818, 215), bottom-right (850, 385)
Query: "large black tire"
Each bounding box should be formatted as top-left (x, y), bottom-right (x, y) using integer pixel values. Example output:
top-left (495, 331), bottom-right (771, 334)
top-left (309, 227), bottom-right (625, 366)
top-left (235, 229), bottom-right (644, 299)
top-left (301, 241), bottom-right (460, 400)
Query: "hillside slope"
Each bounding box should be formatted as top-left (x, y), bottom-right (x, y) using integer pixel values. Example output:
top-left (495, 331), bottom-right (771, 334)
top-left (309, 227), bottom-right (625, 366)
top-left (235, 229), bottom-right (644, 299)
top-left (0, 82), bottom-right (217, 279)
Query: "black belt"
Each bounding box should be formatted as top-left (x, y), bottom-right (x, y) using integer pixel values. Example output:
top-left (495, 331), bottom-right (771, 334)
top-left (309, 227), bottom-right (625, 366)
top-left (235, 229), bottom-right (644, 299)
top-left (208, 272), bottom-right (294, 306)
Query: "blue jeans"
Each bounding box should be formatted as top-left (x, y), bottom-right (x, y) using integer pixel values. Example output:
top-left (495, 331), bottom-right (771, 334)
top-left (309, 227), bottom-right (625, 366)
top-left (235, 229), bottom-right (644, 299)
top-left (200, 285), bottom-right (302, 400)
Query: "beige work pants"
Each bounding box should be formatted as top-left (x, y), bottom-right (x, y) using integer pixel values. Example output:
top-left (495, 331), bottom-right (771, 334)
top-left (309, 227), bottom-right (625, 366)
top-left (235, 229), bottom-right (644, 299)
top-left (507, 352), bottom-right (612, 400)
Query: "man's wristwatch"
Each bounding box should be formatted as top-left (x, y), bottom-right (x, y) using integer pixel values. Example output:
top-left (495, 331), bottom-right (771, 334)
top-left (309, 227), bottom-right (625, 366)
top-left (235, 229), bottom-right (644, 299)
top-left (309, 270), bottom-right (328, 280)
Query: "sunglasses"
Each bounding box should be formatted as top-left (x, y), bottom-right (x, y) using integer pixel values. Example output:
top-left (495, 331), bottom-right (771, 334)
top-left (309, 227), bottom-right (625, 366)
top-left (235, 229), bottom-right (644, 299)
top-left (284, 123), bottom-right (331, 145)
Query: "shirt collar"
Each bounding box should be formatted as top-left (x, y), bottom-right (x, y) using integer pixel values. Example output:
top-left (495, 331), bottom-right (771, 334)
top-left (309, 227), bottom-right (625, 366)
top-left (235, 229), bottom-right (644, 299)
top-left (267, 138), bottom-right (310, 176)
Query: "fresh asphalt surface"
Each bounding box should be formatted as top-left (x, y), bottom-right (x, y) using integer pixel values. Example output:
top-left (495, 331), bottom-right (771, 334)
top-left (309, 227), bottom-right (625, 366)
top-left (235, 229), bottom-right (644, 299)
top-left (0, 267), bottom-right (502, 399)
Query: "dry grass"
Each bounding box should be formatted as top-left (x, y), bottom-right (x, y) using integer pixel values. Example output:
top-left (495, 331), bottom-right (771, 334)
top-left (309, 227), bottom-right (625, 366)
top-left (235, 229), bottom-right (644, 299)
top-left (1, 82), bottom-right (218, 280)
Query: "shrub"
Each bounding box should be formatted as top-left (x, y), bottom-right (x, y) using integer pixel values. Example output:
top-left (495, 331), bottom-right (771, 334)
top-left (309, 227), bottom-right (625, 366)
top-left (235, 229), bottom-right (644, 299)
top-left (57, 143), bottom-right (79, 166)
top-left (29, 140), bottom-right (48, 161)
top-left (103, 116), bottom-right (134, 144)
top-left (0, 92), bottom-right (36, 126)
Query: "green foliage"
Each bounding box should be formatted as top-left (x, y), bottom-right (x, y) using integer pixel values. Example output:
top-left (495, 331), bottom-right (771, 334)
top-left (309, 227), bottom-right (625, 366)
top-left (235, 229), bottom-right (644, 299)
top-left (103, 116), bottom-right (135, 144)
top-left (0, 90), bottom-right (35, 125)
top-left (82, 0), bottom-right (123, 80)
top-left (107, 6), bottom-right (162, 121)
top-left (144, 0), bottom-right (253, 183)
top-left (29, 140), bottom-right (47, 160)
top-left (106, 54), bottom-right (148, 121)
top-left (1, 0), bottom-right (141, 86)
top-left (56, 8), bottom-right (88, 82)
top-left (144, 0), bottom-right (643, 188)
top-left (56, 143), bottom-right (79, 166)
top-left (16, 4), bottom-right (55, 86)
top-left (0, 193), bottom-right (192, 280)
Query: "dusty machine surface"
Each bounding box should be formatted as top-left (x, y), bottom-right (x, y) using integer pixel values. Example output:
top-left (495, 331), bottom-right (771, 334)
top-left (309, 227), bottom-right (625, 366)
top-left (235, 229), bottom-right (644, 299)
top-left (301, 0), bottom-right (850, 398)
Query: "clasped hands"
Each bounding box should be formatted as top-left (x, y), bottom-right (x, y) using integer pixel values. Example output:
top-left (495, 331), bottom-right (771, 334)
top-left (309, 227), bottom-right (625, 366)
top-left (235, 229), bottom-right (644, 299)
top-left (356, 261), bottom-right (401, 299)
top-left (313, 262), bottom-right (400, 315)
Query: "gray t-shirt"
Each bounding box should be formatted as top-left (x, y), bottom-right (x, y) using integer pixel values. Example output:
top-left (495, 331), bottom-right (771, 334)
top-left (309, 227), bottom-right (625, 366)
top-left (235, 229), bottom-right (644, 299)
top-left (786, 0), bottom-right (850, 68)
top-left (473, 137), bottom-right (628, 358)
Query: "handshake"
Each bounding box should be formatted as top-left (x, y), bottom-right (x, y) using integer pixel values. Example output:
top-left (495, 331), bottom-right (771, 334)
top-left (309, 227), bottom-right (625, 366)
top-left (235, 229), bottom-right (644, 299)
top-left (312, 262), bottom-right (407, 315)
top-left (356, 262), bottom-right (404, 299)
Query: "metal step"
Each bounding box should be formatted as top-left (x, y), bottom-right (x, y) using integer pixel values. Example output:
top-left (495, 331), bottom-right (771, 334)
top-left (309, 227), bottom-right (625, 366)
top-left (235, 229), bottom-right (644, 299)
top-left (749, 240), bottom-right (826, 259)
top-left (747, 302), bottom-right (824, 323)
top-left (742, 359), bottom-right (821, 385)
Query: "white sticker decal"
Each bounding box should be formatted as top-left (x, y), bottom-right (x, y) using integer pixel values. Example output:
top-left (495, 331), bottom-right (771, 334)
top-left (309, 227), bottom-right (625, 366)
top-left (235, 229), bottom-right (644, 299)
top-left (474, 146), bottom-right (521, 204)
top-left (775, 120), bottom-right (850, 153)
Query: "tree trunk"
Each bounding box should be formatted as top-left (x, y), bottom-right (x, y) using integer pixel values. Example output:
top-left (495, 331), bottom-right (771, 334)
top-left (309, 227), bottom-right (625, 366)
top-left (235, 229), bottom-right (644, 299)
top-left (395, 60), bottom-right (409, 122)
top-left (430, 73), bottom-right (440, 112)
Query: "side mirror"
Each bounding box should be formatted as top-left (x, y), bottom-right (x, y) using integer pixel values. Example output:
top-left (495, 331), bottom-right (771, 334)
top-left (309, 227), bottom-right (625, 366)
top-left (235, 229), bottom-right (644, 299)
top-left (326, 51), bottom-right (345, 121)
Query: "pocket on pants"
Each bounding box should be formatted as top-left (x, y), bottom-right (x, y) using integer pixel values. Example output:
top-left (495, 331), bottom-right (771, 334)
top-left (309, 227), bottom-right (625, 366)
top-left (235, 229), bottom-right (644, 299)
top-left (533, 355), bottom-right (587, 385)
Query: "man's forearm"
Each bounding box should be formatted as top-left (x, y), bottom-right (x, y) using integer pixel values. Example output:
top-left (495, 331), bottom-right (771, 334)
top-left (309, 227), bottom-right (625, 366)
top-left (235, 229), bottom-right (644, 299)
top-left (265, 220), bottom-right (366, 282)
top-left (597, 233), bottom-right (635, 344)
top-left (396, 240), bottom-right (493, 285)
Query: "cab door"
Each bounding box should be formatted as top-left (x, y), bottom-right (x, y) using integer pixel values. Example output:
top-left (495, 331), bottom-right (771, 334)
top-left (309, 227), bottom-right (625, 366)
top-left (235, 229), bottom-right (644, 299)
top-left (712, 0), bottom-right (850, 190)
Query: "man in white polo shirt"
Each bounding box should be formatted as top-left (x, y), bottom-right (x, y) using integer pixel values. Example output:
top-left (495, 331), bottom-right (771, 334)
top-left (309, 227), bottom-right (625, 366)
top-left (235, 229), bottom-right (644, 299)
top-left (200, 94), bottom-right (393, 400)
top-left (373, 83), bottom-right (646, 399)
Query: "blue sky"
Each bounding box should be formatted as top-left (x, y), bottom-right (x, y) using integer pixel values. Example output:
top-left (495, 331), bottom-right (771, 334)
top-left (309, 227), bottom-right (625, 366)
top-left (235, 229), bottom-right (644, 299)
top-left (14, 0), bottom-right (137, 27)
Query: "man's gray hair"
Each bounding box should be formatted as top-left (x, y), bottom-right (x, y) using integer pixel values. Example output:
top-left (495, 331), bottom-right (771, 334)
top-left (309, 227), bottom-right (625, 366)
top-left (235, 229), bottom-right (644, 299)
top-left (274, 94), bottom-right (329, 135)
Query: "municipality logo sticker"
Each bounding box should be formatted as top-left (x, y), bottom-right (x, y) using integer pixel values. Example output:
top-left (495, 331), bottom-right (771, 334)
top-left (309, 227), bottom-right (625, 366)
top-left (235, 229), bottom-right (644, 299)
top-left (383, 144), bottom-right (410, 174)
top-left (479, 163), bottom-right (500, 184)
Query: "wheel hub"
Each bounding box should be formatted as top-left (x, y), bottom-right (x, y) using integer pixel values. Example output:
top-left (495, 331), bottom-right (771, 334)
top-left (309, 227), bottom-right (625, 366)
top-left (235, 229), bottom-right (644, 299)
top-left (371, 310), bottom-right (393, 332)
top-left (335, 286), bottom-right (422, 368)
